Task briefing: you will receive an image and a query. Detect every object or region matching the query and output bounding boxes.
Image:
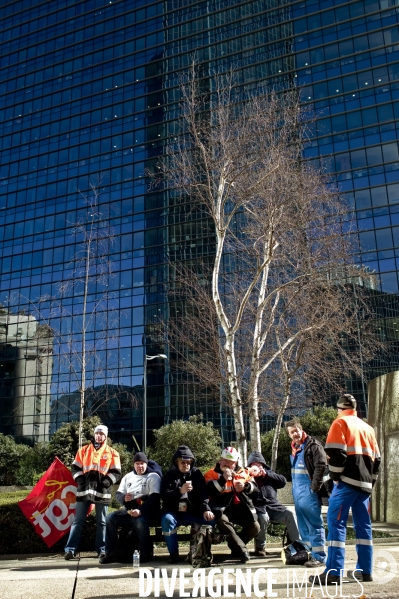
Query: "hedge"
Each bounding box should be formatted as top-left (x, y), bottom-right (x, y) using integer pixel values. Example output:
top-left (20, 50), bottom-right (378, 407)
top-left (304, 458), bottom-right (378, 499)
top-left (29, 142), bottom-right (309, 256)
top-left (0, 491), bottom-right (96, 555)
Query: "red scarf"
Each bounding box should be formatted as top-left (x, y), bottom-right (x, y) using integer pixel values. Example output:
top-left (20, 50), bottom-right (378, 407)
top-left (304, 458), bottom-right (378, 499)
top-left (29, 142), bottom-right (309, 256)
top-left (291, 431), bottom-right (308, 456)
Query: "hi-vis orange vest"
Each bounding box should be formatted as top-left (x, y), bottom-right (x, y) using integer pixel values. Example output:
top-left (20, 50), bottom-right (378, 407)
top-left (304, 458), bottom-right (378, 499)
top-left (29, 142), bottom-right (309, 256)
top-left (72, 442), bottom-right (121, 504)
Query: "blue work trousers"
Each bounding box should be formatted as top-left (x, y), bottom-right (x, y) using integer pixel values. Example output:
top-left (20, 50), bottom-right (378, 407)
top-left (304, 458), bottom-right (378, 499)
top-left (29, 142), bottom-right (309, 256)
top-left (325, 481), bottom-right (372, 577)
top-left (294, 485), bottom-right (326, 562)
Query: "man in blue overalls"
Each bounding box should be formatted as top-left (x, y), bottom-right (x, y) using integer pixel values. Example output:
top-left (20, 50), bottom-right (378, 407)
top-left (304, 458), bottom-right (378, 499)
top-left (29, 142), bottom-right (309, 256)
top-left (285, 418), bottom-right (327, 568)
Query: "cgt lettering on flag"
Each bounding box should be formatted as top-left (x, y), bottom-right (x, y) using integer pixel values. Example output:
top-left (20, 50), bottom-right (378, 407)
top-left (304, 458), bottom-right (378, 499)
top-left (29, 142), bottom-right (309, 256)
top-left (19, 457), bottom-right (77, 547)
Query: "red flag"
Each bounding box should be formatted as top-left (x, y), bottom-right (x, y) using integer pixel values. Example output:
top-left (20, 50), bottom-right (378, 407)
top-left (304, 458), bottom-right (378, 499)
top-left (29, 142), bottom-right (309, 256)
top-left (19, 457), bottom-right (77, 548)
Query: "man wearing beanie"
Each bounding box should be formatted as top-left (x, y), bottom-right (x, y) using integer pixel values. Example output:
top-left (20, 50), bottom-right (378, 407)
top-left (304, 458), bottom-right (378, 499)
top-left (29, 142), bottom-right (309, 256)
top-left (247, 450), bottom-right (300, 556)
top-left (161, 445), bottom-right (214, 563)
top-left (309, 394), bottom-right (381, 586)
top-left (100, 452), bottom-right (162, 564)
top-left (64, 424), bottom-right (121, 560)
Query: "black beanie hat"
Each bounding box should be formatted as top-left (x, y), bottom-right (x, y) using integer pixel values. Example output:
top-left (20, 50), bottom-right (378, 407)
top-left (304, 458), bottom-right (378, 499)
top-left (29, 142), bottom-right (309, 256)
top-left (133, 452), bottom-right (148, 464)
top-left (337, 394), bottom-right (357, 410)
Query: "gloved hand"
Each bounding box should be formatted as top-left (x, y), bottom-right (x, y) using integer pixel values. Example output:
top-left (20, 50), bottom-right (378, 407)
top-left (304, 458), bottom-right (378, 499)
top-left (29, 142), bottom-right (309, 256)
top-left (102, 478), bottom-right (112, 488)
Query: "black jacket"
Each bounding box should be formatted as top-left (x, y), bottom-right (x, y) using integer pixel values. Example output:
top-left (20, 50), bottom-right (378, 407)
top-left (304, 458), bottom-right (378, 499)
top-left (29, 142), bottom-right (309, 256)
top-left (303, 436), bottom-right (333, 498)
top-left (205, 462), bottom-right (258, 525)
top-left (247, 451), bottom-right (287, 514)
top-left (161, 445), bottom-right (210, 516)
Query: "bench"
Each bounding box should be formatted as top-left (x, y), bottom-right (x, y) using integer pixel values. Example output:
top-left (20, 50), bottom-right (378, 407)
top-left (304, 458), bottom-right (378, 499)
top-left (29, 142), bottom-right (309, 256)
top-left (149, 521), bottom-right (286, 544)
top-left (151, 526), bottom-right (191, 543)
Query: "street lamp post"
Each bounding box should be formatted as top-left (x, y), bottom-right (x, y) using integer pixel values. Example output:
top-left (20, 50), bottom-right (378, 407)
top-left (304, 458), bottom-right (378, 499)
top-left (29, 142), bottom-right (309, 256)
top-left (143, 353), bottom-right (167, 450)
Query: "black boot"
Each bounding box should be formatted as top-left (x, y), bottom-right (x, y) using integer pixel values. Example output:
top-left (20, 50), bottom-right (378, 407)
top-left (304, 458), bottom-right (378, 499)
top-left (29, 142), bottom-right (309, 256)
top-left (168, 552), bottom-right (179, 564)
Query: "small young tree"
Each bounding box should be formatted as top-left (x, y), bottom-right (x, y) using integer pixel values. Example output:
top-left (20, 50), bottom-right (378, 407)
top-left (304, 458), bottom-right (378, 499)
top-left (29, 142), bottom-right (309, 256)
top-left (147, 414), bottom-right (222, 473)
top-left (156, 67), bottom-right (378, 463)
top-left (49, 182), bottom-right (120, 448)
top-left (9, 179), bottom-right (134, 448)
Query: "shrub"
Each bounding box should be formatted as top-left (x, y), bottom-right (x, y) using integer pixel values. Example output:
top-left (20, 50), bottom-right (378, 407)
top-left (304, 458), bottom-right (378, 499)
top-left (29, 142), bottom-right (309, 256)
top-left (260, 428), bottom-right (292, 480)
top-left (112, 442), bottom-right (133, 477)
top-left (0, 491), bottom-right (96, 555)
top-left (0, 434), bottom-right (30, 485)
top-left (260, 405), bottom-right (337, 480)
top-left (147, 414), bottom-right (222, 472)
top-left (15, 443), bottom-right (50, 486)
top-left (1, 417), bottom-right (132, 487)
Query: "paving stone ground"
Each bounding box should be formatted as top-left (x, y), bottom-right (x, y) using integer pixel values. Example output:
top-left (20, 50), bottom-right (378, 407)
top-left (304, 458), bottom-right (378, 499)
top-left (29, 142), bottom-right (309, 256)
top-left (1, 542), bottom-right (399, 599)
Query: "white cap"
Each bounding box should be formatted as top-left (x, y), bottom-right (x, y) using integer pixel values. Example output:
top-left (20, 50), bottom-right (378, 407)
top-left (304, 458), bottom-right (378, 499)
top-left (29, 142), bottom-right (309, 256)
top-left (221, 446), bottom-right (239, 461)
top-left (94, 425), bottom-right (108, 436)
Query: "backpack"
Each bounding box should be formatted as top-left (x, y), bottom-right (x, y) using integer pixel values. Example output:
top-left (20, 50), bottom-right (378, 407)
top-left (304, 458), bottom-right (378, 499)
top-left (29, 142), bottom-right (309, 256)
top-left (186, 524), bottom-right (213, 569)
top-left (281, 540), bottom-right (310, 566)
top-left (113, 527), bottom-right (140, 563)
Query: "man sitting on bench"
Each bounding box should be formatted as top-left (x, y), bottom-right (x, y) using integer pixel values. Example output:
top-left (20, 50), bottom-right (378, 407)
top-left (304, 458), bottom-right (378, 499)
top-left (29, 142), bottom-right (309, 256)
top-left (205, 447), bottom-right (260, 563)
top-left (99, 452), bottom-right (161, 564)
top-left (161, 445), bottom-right (214, 564)
top-left (248, 450), bottom-right (300, 556)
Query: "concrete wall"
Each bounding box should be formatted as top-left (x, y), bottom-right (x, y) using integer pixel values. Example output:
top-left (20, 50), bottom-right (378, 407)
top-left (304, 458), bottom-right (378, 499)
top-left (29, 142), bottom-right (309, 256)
top-left (368, 370), bottom-right (399, 524)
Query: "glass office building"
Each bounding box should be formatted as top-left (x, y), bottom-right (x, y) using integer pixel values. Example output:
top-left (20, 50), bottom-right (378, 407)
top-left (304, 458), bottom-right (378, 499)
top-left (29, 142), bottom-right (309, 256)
top-left (0, 0), bottom-right (398, 446)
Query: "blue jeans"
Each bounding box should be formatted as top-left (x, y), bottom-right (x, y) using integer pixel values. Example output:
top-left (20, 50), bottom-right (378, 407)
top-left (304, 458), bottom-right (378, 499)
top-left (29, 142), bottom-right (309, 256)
top-left (161, 512), bottom-right (213, 555)
top-left (64, 501), bottom-right (108, 555)
top-left (254, 511), bottom-right (270, 549)
top-left (105, 509), bottom-right (152, 558)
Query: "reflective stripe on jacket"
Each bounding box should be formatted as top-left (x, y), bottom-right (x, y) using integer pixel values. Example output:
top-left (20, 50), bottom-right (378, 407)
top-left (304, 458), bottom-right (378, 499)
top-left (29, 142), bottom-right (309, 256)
top-left (204, 468), bottom-right (234, 495)
top-left (290, 443), bottom-right (311, 488)
top-left (325, 410), bottom-right (381, 494)
top-left (71, 441), bottom-right (121, 504)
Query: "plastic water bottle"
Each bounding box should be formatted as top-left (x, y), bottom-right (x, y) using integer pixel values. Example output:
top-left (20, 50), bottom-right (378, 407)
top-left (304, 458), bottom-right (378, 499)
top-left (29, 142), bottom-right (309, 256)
top-left (133, 550), bottom-right (140, 568)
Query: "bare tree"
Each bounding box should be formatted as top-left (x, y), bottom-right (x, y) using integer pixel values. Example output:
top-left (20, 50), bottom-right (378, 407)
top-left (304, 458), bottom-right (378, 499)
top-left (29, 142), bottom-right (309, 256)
top-left (155, 67), bottom-right (379, 462)
top-left (266, 272), bottom-right (381, 470)
top-left (9, 180), bottom-right (134, 448)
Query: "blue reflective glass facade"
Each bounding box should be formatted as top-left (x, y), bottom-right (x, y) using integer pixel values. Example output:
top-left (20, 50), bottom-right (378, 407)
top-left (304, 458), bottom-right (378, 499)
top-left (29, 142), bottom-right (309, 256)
top-left (296, 0), bottom-right (399, 292)
top-left (294, 0), bottom-right (399, 401)
top-left (0, 0), bottom-right (398, 446)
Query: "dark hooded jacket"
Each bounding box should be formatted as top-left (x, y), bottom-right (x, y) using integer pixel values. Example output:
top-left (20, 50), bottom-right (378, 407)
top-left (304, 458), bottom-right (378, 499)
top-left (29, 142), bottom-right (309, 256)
top-left (247, 451), bottom-right (287, 514)
top-left (161, 445), bottom-right (211, 516)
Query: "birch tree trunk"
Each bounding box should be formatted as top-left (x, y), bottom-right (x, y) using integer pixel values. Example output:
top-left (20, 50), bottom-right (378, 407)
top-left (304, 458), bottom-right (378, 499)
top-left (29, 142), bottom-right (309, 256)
top-left (271, 378), bottom-right (291, 471)
top-left (211, 172), bottom-right (247, 462)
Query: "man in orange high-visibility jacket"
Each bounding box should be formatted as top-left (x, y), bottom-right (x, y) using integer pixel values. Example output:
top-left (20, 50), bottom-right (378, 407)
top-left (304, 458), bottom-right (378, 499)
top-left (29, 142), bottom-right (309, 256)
top-left (64, 424), bottom-right (121, 560)
top-left (309, 395), bottom-right (381, 586)
top-left (204, 447), bottom-right (260, 563)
